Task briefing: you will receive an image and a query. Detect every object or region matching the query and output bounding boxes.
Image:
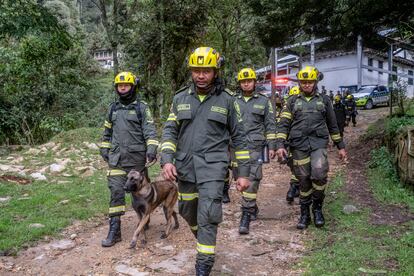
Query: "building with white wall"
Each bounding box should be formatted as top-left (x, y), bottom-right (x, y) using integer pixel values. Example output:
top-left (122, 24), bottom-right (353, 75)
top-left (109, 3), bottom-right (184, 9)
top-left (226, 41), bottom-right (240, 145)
top-left (303, 49), bottom-right (414, 97)
top-left (257, 48), bottom-right (414, 97)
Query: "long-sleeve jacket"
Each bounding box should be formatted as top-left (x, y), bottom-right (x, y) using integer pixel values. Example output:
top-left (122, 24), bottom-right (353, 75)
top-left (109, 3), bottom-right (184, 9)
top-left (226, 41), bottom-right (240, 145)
top-left (333, 102), bottom-right (347, 129)
top-left (99, 98), bottom-right (159, 168)
top-left (235, 92), bottom-right (276, 150)
top-left (160, 84), bottom-right (250, 183)
top-left (345, 99), bottom-right (357, 115)
top-left (276, 92), bottom-right (345, 151)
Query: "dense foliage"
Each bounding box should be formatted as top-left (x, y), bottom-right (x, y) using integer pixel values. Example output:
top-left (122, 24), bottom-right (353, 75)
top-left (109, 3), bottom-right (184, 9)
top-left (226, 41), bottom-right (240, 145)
top-left (1, 0), bottom-right (412, 144)
top-left (0, 0), bottom-right (106, 144)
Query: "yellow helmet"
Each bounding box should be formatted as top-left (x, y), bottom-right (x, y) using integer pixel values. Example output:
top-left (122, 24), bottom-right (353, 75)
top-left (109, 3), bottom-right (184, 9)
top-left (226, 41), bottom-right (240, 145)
top-left (334, 95), bottom-right (341, 102)
top-left (237, 68), bottom-right (256, 81)
top-left (289, 86), bottom-right (300, 96)
top-left (347, 94), bottom-right (353, 100)
top-left (188, 47), bottom-right (221, 68)
top-left (114, 72), bottom-right (136, 85)
top-left (297, 66), bottom-right (320, 81)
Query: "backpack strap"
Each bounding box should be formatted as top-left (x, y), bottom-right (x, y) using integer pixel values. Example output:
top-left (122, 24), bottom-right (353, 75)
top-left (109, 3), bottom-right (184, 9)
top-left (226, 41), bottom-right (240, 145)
top-left (109, 100), bottom-right (142, 123)
top-left (109, 102), bottom-right (117, 122)
top-left (135, 99), bottom-right (142, 123)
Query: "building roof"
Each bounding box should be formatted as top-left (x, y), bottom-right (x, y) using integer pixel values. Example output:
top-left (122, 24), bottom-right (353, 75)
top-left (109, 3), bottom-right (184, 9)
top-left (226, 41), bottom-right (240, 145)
top-left (302, 49), bottom-right (414, 67)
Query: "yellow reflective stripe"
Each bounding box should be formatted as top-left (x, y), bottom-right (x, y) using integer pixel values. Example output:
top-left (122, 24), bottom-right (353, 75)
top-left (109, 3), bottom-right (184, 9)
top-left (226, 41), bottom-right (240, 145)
top-left (104, 120), bottom-right (112, 128)
top-left (161, 141), bottom-right (176, 152)
top-left (100, 141), bottom-right (111, 148)
top-left (293, 157), bottom-right (311, 166)
top-left (331, 133), bottom-right (341, 141)
top-left (300, 188), bottom-right (314, 197)
top-left (276, 133), bottom-right (288, 139)
top-left (178, 192), bottom-right (198, 201)
top-left (109, 205), bottom-right (125, 214)
top-left (107, 169), bottom-right (127, 176)
top-left (235, 150), bottom-right (250, 160)
top-left (242, 192), bottom-right (257, 199)
top-left (167, 113), bottom-right (177, 121)
top-left (197, 243), bottom-right (215, 254)
top-left (266, 133), bottom-right (277, 140)
top-left (190, 225), bottom-right (198, 231)
top-left (312, 183), bottom-right (327, 191)
top-left (147, 139), bottom-right (159, 146)
top-left (281, 112), bottom-right (292, 120)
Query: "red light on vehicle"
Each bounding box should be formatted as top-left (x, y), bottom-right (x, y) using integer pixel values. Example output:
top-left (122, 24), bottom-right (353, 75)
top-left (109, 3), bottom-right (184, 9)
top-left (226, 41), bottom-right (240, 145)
top-left (274, 78), bottom-right (288, 84)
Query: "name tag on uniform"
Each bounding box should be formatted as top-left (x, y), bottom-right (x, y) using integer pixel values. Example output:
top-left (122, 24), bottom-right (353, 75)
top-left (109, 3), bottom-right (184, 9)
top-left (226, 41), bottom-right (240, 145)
top-left (253, 104), bottom-right (265, 109)
top-left (211, 106), bottom-right (228, 115)
top-left (128, 110), bottom-right (136, 115)
top-left (177, 104), bottom-right (191, 111)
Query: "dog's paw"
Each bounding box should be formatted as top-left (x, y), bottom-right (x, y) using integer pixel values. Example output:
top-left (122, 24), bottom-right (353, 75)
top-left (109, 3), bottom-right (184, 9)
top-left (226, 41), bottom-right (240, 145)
top-left (160, 232), bottom-right (168, 239)
top-left (128, 241), bottom-right (137, 249)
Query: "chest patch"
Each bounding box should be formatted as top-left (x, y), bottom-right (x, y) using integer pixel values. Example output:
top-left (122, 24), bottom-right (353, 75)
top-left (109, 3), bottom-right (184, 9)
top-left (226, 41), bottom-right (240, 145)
top-left (253, 104), bottom-right (265, 110)
top-left (211, 106), bottom-right (228, 115)
top-left (177, 104), bottom-right (191, 111)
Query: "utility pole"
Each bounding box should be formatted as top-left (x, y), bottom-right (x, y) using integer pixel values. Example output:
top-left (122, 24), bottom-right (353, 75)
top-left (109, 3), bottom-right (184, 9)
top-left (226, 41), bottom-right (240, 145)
top-left (388, 44), bottom-right (394, 116)
top-left (357, 35), bottom-right (363, 89)
top-left (271, 48), bottom-right (277, 113)
top-left (310, 35), bottom-right (315, 66)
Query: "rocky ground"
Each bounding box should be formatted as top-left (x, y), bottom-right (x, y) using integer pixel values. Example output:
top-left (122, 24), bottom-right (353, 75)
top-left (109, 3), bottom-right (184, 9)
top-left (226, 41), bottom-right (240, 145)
top-left (0, 108), bottom-right (391, 275)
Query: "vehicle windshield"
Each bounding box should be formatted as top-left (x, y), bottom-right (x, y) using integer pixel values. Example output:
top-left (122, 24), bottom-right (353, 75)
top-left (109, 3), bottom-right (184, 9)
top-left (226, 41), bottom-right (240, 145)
top-left (357, 86), bottom-right (376, 94)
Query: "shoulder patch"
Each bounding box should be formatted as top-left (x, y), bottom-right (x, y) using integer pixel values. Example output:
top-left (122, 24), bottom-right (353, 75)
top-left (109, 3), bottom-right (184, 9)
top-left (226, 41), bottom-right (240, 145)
top-left (224, 88), bottom-right (235, 96)
top-left (258, 91), bottom-right (269, 97)
top-left (175, 85), bottom-right (190, 95)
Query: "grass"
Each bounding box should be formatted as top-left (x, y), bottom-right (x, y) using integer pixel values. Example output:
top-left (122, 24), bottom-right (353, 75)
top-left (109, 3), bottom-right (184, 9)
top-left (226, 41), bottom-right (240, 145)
top-left (0, 128), bottom-right (160, 254)
top-left (298, 173), bottom-right (414, 275)
top-left (368, 147), bottom-right (414, 211)
top-left (51, 127), bottom-right (102, 146)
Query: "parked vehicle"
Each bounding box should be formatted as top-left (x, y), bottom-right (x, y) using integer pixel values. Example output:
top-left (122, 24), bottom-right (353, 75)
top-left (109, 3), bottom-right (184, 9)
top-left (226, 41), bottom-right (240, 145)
top-left (353, 85), bottom-right (389, 109)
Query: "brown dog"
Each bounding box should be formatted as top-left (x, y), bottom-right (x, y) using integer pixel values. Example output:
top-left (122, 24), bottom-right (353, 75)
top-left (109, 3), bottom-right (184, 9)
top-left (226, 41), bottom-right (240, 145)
top-left (125, 169), bottom-right (179, 248)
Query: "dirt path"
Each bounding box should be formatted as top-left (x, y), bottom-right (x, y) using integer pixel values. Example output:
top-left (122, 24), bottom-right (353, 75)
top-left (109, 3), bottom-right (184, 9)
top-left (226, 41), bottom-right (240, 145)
top-left (0, 108), bottom-right (389, 276)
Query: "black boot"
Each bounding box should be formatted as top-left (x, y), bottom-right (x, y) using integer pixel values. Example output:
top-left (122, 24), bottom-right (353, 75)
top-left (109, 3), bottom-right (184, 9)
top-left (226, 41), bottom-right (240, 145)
top-left (195, 263), bottom-right (212, 276)
top-left (250, 205), bottom-right (259, 221)
top-left (294, 184), bottom-right (300, 198)
top-left (222, 184), bottom-right (230, 204)
top-left (101, 216), bottom-right (122, 247)
top-left (286, 184), bottom-right (298, 203)
top-left (297, 201), bottom-right (311, 230)
top-left (239, 210), bottom-right (251, 234)
top-left (312, 200), bottom-right (325, 228)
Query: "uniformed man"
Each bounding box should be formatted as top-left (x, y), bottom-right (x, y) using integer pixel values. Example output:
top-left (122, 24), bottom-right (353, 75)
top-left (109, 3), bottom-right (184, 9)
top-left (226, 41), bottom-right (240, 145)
top-left (160, 47), bottom-right (251, 275)
top-left (275, 66), bottom-right (347, 230)
top-left (284, 86), bottom-right (300, 204)
top-left (235, 68), bottom-right (277, 235)
top-left (99, 72), bottom-right (159, 247)
top-left (333, 95), bottom-right (347, 137)
top-left (345, 94), bottom-right (357, 127)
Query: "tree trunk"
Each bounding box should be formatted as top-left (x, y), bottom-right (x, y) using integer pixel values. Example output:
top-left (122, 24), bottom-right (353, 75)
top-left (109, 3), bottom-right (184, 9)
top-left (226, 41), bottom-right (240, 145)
top-left (112, 44), bottom-right (119, 75)
top-left (159, 0), bottom-right (166, 119)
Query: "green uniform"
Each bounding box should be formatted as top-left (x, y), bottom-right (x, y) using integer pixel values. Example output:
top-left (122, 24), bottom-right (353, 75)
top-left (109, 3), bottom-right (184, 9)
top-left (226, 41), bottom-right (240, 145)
top-left (160, 83), bottom-right (250, 267)
top-left (235, 92), bottom-right (276, 210)
top-left (276, 93), bottom-right (345, 204)
top-left (99, 98), bottom-right (159, 217)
